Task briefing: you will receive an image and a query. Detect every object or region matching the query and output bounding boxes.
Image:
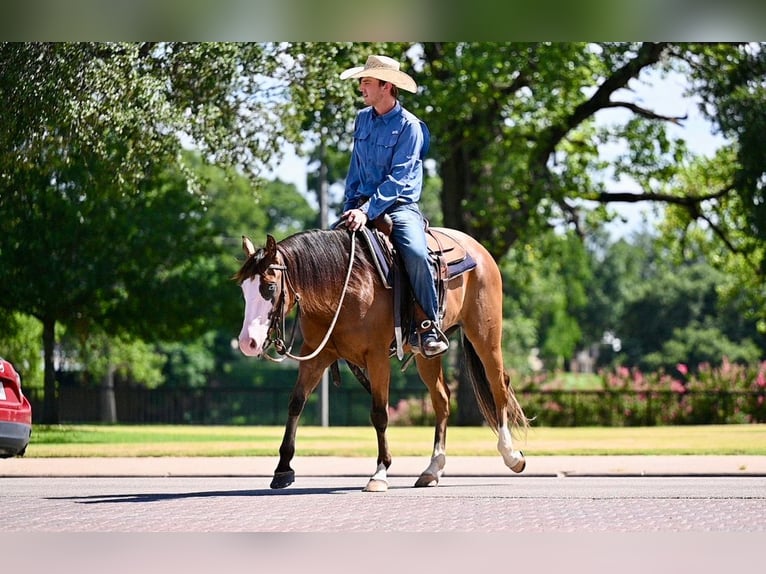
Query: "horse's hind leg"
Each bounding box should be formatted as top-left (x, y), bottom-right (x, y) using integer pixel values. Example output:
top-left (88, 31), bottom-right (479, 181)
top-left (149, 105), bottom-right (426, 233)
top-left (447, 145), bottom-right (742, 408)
top-left (271, 360), bottom-right (327, 489)
top-left (462, 325), bottom-right (527, 474)
top-left (413, 355), bottom-right (450, 487)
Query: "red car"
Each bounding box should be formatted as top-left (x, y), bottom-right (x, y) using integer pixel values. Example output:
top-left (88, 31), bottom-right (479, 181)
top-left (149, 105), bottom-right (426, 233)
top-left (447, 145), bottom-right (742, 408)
top-left (0, 358), bottom-right (32, 457)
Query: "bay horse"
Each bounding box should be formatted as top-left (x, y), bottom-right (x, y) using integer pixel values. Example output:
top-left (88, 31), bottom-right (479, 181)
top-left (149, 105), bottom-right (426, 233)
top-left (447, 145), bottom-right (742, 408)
top-left (235, 227), bottom-right (528, 492)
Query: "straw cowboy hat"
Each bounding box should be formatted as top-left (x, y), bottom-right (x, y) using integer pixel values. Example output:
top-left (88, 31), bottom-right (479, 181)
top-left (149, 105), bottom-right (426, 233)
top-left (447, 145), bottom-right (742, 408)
top-left (340, 55), bottom-right (418, 93)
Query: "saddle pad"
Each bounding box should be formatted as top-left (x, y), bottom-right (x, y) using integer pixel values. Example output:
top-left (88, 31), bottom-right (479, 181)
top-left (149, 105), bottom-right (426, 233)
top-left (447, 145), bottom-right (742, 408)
top-left (446, 253), bottom-right (477, 277)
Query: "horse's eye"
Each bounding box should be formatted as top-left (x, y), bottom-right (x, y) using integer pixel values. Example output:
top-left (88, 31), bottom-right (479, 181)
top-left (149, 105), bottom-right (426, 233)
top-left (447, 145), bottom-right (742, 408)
top-left (261, 282), bottom-right (277, 301)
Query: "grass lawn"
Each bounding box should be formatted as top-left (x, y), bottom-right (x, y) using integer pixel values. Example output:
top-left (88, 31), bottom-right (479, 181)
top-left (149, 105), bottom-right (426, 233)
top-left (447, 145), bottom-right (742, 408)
top-left (25, 423), bottom-right (766, 457)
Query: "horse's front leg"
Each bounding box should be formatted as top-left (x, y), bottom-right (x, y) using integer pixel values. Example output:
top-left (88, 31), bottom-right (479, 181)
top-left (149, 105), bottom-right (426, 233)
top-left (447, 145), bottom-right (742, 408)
top-left (271, 360), bottom-right (327, 489)
top-left (363, 357), bottom-right (392, 493)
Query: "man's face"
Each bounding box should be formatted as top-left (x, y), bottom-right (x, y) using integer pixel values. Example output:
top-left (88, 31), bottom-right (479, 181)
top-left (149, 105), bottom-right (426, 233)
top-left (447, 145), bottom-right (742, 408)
top-left (359, 77), bottom-right (387, 107)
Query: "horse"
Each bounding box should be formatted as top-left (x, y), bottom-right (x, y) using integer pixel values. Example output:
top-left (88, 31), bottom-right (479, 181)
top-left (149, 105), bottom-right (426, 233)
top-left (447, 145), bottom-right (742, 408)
top-left (234, 227), bottom-right (528, 492)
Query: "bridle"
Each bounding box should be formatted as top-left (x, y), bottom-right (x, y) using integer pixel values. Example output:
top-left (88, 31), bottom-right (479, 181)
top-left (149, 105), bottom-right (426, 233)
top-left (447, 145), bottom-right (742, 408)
top-left (261, 231), bottom-right (358, 363)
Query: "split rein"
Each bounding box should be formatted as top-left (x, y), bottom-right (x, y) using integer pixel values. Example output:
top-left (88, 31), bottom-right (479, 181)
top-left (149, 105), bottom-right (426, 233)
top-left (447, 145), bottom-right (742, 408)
top-left (262, 231), bottom-right (357, 363)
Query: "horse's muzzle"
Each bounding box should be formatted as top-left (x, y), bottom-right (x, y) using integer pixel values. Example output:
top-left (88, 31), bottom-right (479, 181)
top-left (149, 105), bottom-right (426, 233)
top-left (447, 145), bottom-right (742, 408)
top-left (238, 324), bottom-right (269, 357)
top-left (238, 337), bottom-right (262, 357)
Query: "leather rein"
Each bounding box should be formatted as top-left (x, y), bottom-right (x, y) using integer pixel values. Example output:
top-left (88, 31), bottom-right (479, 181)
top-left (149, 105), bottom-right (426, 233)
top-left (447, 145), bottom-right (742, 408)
top-left (262, 231), bottom-right (357, 363)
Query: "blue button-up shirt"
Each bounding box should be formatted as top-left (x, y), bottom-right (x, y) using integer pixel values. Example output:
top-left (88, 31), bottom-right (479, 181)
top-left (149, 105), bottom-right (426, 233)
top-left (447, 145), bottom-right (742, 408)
top-left (343, 102), bottom-right (430, 221)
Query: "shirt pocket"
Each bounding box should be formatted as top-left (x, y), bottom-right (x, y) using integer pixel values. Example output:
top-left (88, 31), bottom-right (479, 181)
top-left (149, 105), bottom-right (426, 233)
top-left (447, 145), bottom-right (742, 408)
top-left (354, 123), bottom-right (371, 142)
top-left (374, 131), bottom-right (399, 168)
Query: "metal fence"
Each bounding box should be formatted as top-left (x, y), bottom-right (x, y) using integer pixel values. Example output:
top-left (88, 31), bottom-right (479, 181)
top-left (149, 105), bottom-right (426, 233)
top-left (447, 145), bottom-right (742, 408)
top-left (27, 385), bottom-right (429, 426)
top-left (26, 386), bottom-right (766, 426)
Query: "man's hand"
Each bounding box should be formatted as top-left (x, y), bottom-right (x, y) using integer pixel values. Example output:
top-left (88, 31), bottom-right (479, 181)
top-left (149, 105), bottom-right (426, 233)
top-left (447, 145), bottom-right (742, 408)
top-left (340, 208), bottom-right (368, 232)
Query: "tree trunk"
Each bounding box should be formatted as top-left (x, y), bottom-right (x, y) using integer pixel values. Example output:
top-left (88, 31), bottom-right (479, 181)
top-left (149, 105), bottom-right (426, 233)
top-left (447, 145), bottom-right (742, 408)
top-left (441, 148), bottom-right (484, 425)
top-left (41, 317), bottom-right (58, 424)
top-left (100, 361), bottom-right (118, 423)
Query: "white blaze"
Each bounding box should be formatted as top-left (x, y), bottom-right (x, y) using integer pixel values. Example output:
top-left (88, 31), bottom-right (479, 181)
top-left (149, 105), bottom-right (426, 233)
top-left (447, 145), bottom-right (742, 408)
top-left (238, 276), bottom-right (274, 357)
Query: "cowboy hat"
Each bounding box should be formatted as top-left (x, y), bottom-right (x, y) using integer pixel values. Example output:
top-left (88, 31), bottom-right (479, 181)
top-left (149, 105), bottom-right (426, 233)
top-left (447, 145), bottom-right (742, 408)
top-left (340, 55), bottom-right (418, 93)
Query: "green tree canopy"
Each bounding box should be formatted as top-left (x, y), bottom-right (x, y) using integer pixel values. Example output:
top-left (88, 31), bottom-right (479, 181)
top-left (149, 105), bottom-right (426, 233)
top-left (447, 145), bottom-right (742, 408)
top-left (0, 42), bottom-right (321, 421)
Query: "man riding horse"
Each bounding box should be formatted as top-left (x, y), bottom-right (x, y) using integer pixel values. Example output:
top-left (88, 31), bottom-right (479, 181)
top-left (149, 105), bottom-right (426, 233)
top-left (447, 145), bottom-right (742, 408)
top-left (338, 54), bottom-right (449, 358)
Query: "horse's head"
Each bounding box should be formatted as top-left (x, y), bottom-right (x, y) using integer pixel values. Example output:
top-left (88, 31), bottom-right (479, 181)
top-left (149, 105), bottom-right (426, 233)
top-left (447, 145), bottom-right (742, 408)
top-left (235, 234), bottom-right (284, 357)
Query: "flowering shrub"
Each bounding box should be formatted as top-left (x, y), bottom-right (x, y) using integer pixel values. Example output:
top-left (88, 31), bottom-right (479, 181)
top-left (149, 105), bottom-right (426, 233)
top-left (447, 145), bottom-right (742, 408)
top-left (388, 396), bottom-right (438, 426)
top-left (513, 358), bottom-right (766, 426)
top-left (386, 359), bottom-right (765, 427)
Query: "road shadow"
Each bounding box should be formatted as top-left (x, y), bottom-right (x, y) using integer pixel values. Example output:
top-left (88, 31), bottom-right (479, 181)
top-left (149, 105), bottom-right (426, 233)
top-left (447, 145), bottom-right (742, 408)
top-left (47, 486), bottom-right (363, 504)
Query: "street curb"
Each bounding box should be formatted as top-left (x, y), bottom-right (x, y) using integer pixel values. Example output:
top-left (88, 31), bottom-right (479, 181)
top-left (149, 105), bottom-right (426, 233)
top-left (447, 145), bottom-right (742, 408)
top-left (2, 455), bottom-right (765, 478)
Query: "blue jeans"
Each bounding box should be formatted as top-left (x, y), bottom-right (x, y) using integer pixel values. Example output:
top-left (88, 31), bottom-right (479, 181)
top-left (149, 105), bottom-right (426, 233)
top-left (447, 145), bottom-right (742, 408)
top-left (387, 203), bottom-right (439, 323)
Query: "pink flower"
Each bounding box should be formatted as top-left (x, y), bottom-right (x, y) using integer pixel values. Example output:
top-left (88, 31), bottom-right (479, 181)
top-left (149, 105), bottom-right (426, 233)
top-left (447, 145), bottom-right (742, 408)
top-left (676, 363), bottom-right (688, 376)
top-left (617, 366), bottom-right (630, 379)
top-left (544, 401), bottom-right (563, 413)
top-left (670, 379), bottom-right (686, 394)
top-left (756, 371), bottom-right (766, 388)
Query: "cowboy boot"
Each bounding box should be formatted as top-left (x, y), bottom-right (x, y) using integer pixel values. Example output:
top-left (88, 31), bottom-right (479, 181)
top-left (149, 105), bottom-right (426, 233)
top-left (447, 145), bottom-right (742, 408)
top-left (417, 319), bottom-right (449, 357)
top-left (411, 304), bottom-right (448, 357)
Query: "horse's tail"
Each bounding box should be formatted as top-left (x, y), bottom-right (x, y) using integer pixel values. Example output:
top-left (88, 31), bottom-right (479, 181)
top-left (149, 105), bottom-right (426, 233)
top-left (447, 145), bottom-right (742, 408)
top-left (462, 334), bottom-right (529, 435)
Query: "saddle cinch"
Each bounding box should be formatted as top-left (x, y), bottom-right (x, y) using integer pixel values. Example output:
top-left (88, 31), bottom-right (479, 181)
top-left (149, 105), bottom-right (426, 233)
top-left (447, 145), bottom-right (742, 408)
top-left (359, 214), bottom-right (477, 360)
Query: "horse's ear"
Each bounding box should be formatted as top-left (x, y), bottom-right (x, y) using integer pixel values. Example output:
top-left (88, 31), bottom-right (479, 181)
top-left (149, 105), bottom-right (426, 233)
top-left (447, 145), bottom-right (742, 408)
top-left (242, 236), bottom-right (256, 257)
top-left (266, 234), bottom-right (277, 258)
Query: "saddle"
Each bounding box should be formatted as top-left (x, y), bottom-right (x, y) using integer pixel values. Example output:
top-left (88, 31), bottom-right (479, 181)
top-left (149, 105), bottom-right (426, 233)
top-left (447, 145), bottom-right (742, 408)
top-left (360, 224), bottom-right (476, 288)
top-left (359, 218), bottom-right (477, 360)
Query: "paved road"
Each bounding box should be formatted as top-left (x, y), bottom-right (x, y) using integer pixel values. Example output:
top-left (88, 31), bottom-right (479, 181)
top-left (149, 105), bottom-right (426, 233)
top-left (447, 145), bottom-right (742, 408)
top-left (4, 458), bottom-right (764, 573)
top-left (2, 473), bottom-right (764, 532)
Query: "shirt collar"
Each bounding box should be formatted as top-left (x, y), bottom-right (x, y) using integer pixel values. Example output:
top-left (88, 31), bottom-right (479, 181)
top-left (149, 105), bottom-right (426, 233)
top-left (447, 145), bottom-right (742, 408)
top-left (372, 101), bottom-right (401, 122)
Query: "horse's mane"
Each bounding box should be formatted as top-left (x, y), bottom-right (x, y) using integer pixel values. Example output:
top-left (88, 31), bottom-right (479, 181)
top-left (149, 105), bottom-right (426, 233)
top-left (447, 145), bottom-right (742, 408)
top-left (236, 229), bottom-right (378, 316)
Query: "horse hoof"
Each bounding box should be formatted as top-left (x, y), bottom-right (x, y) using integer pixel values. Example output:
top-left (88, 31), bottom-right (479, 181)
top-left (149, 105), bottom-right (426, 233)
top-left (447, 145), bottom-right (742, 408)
top-left (363, 479), bottom-right (388, 492)
top-left (414, 474), bottom-right (439, 488)
top-left (511, 451), bottom-right (526, 474)
top-left (270, 470), bottom-right (295, 489)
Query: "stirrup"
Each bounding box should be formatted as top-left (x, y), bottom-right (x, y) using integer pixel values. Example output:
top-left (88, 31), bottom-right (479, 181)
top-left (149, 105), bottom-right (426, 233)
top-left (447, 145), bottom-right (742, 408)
top-left (418, 320), bottom-right (449, 358)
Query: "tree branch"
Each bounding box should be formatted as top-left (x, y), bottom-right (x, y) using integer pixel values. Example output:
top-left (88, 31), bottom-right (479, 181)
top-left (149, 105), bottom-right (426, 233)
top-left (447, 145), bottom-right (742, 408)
top-left (559, 199), bottom-right (585, 239)
top-left (697, 211), bottom-right (761, 275)
top-left (590, 185), bottom-right (733, 206)
top-left (601, 100), bottom-right (687, 124)
top-left (535, 42), bottom-right (671, 165)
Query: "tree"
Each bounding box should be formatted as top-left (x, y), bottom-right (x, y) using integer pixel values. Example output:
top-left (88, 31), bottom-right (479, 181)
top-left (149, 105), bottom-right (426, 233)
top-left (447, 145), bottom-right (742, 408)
top-left (165, 158), bottom-right (315, 392)
top-left (684, 43), bottom-right (766, 247)
top-left (613, 235), bottom-right (764, 371)
top-left (0, 146), bottom-right (222, 422)
top-left (269, 42), bottom-right (748, 421)
top-left (0, 313), bottom-right (43, 390)
top-left (259, 42), bottom-right (765, 328)
top-left (0, 43), bottom-right (316, 422)
top-left (10, 42), bottom-right (760, 422)
top-left (500, 229), bottom-right (591, 370)
top-left (0, 43), bottom-right (298, 189)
